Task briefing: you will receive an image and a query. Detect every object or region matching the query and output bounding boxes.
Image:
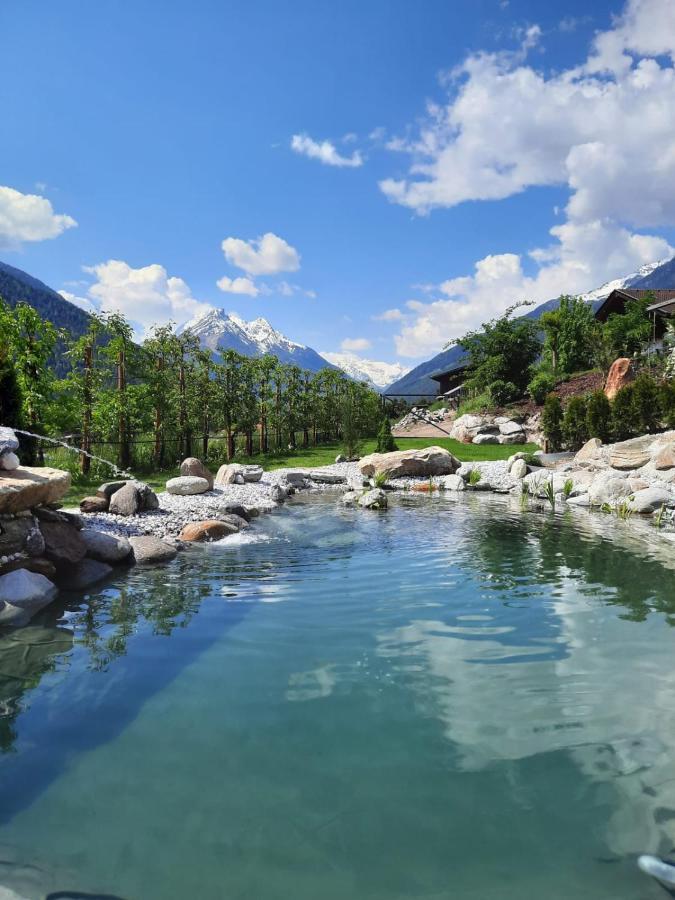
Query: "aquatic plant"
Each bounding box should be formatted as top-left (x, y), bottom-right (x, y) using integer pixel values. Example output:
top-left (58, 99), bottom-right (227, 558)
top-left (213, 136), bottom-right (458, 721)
top-left (563, 478), bottom-right (574, 500)
top-left (468, 468), bottom-right (482, 487)
top-left (543, 479), bottom-right (556, 509)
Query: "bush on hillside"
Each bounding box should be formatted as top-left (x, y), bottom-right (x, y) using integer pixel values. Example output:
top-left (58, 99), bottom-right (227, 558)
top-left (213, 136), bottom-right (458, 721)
top-left (375, 418), bottom-right (398, 453)
top-left (488, 379), bottom-right (519, 406)
top-left (659, 380), bottom-right (675, 429)
top-left (585, 390), bottom-right (612, 443)
top-left (611, 384), bottom-right (638, 442)
top-left (631, 372), bottom-right (660, 434)
top-left (541, 394), bottom-right (564, 451)
top-left (562, 396), bottom-right (589, 450)
top-left (527, 370), bottom-right (556, 405)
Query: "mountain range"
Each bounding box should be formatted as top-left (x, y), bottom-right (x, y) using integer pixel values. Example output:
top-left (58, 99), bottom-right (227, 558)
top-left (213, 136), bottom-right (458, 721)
top-left (319, 351), bottom-right (409, 390)
top-left (178, 308), bottom-right (333, 372)
top-left (385, 256), bottom-right (675, 398)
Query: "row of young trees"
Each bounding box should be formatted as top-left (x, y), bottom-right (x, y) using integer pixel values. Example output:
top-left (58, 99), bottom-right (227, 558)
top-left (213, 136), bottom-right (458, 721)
top-left (0, 300), bottom-right (382, 471)
top-left (541, 373), bottom-right (675, 452)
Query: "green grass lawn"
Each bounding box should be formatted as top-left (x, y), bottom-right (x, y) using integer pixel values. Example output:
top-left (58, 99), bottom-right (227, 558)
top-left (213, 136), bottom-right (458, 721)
top-left (57, 437), bottom-right (538, 506)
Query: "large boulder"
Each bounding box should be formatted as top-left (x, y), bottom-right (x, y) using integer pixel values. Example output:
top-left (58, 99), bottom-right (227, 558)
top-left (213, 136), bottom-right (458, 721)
top-left (279, 471), bottom-right (309, 488)
top-left (359, 446), bottom-right (459, 479)
top-left (128, 535), bottom-right (177, 565)
top-left (61, 558), bottom-right (114, 590)
top-left (40, 520), bottom-right (87, 567)
top-left (574, 438), bottom-right (604, 466)
top-left (654, 444), bottom-right (675, 471)
top-left (626, 487), bottom-right (675, 515)
top-left (165, 475), bottom-right (210, 496)
top-left (497, 433), bottom-right (526, 445)
top-left (308, 471), bottom-right (346, 484)
top-left (0, 467), bottom-right (71, 514)
top-left (498, 421), bottom-right (524, 436)
top-left (179, 519), bottom-right (238, 542)
top-left (179, 457), bottom-right (214, 488)
top-left (604, 358), bottom-right (634, 401)
top-left (108, 481), bottom-right (159, 516)
top-left (472, 434), bottom-right (499, 445)
top-left (609, 436), bottom-right (654, 471)
top-left (510, 459), bottom-right (528, 479)
top-left (81, 529), bottom-right (132, 563)
top-left (0, 427), bottom-right (19, 455)
top-left (0, 569), bottom-right (58, 625)
top-left (242, 465), bottom-right (263, 483)
top-left (588, 474), bottom-right (633, 506)
top-left (214, 463), bottom-right (245, 486)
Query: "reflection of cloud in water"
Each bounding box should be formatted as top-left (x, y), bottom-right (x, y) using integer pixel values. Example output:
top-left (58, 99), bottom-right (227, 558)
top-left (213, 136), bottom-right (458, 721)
top-left (377, 576), bottom-right (675, 857)
top-left (286, 664), bottom-right (337, 702)
top-left (220, 580), bottom-right (285, 603)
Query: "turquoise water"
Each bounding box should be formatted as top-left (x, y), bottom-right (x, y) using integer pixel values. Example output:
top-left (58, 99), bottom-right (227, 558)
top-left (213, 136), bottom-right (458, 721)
top-left (1, 493), bottom-right (675, 899)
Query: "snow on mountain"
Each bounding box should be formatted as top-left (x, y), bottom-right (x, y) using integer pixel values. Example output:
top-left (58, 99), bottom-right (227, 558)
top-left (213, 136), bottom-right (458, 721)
top-left (577, 258), bottom-right (671, 304)
top-left (320, 351), bottom-right (409, 390)
top-left (179, 308), bottom-right (333, 372)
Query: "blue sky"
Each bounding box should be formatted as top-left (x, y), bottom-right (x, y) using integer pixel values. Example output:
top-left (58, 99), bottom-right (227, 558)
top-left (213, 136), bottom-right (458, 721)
top-left (1, 0), bottom-right (675, 364)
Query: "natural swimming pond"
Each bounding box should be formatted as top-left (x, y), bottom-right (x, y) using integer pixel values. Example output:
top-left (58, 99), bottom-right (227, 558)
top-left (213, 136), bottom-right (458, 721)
top-left (1, 494), bottom-right (675, 899)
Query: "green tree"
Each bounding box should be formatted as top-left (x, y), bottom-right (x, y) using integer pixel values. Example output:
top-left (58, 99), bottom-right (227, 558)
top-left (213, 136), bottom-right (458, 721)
top-left (612, 384), bottom-right (638, 441)
top-left (455, 303), bottom-right (540, 402)
top-left (631, 372), bottom-right (659, 434)
top-left (2, 300), bottom-right (61, 463)
top-left (375, 416), bottom-right (398, 453)
top-left (562, 396), bottom-right (589, 450)
top-left (541, 296), bottom-right (596, 375)
top-left (541, 394), bottom-right (563, 451)
top-left (64, 313), bottom-right (106, 473)
top-left (585, 390), bottom-right (612, 443)
top-left (0, 301), bottom-right (22, 430)
top-left (603, 294), bottom-right (653, 358)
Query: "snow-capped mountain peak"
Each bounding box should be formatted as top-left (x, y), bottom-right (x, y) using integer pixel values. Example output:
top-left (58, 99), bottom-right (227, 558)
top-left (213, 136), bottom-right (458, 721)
top-left (320, 351), bottom-right (409, 390)
top-left (179, 308), bottom-right (330, 372)
top-left (579, 257), bottom-right (671, 304)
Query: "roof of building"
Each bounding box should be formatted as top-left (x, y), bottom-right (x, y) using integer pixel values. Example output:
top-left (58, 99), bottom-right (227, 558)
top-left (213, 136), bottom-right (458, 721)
top-left (595, 288), bottom-right (675, 321)
top-left (428, 360), bottom-right (468, 382)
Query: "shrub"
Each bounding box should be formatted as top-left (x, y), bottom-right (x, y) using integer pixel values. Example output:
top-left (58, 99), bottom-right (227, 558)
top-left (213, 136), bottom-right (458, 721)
top-left (612, 384), bottom-right (638, 441)
top-left (562, 396), bottom-right (589, 450)
top-left (631, 372), bottom-right (659, 434)
top-left (541, 394), bottom-right (563, 451)
top-left (659, 380), bottom-right (675, 429)
top-left (488, 379), bottom-right (519, 406)
top-left (375, 418), bottom-right (398, 453)
top-left (527, 370), bottom-right (556, 405)
top-left (468, 468), bottom-right (482, 486)
top-left (585, 390), bottom-right (612, 443)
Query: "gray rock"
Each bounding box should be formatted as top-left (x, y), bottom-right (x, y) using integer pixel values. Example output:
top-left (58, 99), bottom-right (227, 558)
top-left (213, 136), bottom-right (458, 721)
top-left (108, 482), bottom-right (140, 516)
top-left (0, 568), bottom-right (58, 624)
top-left (0, 427), bottom-right (19, 455)
top-left (218, 503), bottom-right (251, 522)
top-left (129, 535), bottom-right (178, 565)
top-left (242, 465), bottom-right (264, 483)
top-left (81, 529), bottom-right (132, 563)
top-left (217, 513), bottom-right (249, 530)
top-left (136, 481), bottom-right (160, 510)
top-left (456, 463), bottom-right (473, 480)
top-left (567, 493), bottom-right (590, 507)
top-left (97, 481), bottom-right (127, 500)
top-left (510, 459), bottom-right (528, 479)
top-left (270, 484), bottom-right (288, 502)
top-left (80, 495), bottom-right (109, 513)
top-left (165, 475), bottom-right (210, 496)
top-left (472, 434), bottom-right (499, 445)
top-left (0, 517), bottom-right (40, 557)
top-left (61, 558), bottom-right (114, 590)
top-left (498, 433), bottom-right (526, 445)
top-left (358, 488), bottom-right (388, 509)
top-left (40, 520), bottom-right (87, 567)
top-left (234, 473), bottom-right (245, 484)
top-left (179, 457), bottom-right (214, 488)
top-left (279, 471), bottom-right (308, 487)
top-left (308, 471), bottom-right (346, 484)
top-left (588, 474), bottom-right (633, 506)
top-left (340, 491), bottom-right (359, 507)
top-left (443, 474), bottom-right (466, 491)
top-left (335, 454), bottom-right (347, 463)
top-left (359, 447), bottom-right (459, 478)
top-left (627, 487), bottom-right (675, 514)
top-left (214, 463), bottom-right (245, 486)
top-left (0, 452), bottom-right (20, 471)
top-left (499, 421), bottom-right (525, 436)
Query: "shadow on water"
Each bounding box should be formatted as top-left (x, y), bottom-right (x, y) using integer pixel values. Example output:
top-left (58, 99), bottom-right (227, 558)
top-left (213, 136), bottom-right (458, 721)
top-left (0, 553), bottom-right (255, 826)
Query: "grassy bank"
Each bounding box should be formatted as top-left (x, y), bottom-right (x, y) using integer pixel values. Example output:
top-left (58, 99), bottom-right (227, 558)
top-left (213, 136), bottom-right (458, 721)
top-left (54, 437), bottom-right (538, 506)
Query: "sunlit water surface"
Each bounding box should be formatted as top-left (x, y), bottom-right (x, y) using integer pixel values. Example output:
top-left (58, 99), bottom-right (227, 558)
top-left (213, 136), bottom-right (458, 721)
top-left (1, 493), bottom-right (675, 899)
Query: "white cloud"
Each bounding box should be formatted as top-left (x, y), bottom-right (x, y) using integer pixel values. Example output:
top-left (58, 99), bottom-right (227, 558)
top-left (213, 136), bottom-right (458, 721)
top-left (79, 260), bottom-right (213, 338)
top-left (59, 290), bottom-right (98, 314)
top-left (394, 222), bottom-right (672, 358)
top-left (0, 185), bottom-right (77, 247)
top-left (291, 133), bottom-right (364, 168)
top-left (221, 232), bottom-right (300, 276)
top-left (380, 0), bottom-right (675, 357)
top-left (341, 337), bottom-right (372, 352)
top-left (380, 0), bottom-right (675, 224)
top-left (216, 275), bottom-right (259, 296)
top-left (372, 308), bottom-right (404, 322)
